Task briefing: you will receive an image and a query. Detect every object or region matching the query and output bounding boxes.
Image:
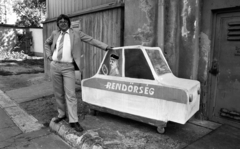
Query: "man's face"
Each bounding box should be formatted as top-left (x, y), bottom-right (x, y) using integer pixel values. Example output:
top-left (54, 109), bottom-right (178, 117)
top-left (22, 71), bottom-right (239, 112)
top-left (58, 18), bottom-right (69, 32)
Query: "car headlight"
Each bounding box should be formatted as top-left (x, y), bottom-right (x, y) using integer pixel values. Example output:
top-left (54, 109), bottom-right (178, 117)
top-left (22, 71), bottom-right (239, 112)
top-left (189, 94), bottom-right (193, 103)
top-left (197, 87), bottom-right (201, 95)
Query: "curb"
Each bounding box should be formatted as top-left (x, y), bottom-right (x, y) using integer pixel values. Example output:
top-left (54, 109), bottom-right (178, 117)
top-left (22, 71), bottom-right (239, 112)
top-left (0, 90), bottom-right (43, 133)
top-left (49, 117), bottom-right (104, 149)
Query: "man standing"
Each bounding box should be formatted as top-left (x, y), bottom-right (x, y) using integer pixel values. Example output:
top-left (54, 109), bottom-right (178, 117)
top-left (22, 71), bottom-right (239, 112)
top-left (45, 14), bottom-right (113, 132)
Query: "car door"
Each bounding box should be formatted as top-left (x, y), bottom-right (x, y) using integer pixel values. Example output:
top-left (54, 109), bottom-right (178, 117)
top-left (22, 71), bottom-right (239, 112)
top-left (97, 47), bottom-right (157, 116)
top-left (121, 48), bottom-right (160, 118)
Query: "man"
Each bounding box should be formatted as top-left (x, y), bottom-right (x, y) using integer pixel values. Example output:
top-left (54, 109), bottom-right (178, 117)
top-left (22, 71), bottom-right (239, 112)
top-left (45, 14), bottom-right (113, 132)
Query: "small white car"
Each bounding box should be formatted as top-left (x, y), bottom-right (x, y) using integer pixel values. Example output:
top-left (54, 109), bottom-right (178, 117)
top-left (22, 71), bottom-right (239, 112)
top-left (82, 45), bottom-right (200, 133)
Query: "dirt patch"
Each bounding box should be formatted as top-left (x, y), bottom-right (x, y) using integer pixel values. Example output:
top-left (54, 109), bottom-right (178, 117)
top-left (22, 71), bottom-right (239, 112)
top-left (19, 90), bottom-right (88, 126)
top-left (20, 94), bottom-right (212, 149)
top-left (19, 95), bottom-right (57, 126)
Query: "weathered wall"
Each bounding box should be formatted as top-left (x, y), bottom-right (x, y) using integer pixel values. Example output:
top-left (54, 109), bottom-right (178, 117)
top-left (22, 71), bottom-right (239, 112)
top-left (164, 0), bottom-right (200, 77)
top-left (164, 0), bottom-right (202, 118)
top-left (124, 0), bottom-right (158, 46)
top-left (199, 0), bottom-right (240, 118)
top-left (164, 0), bottom-right (180, 75)
top-left (200, 0), bottom-right (240, 84)
top-left (178, 0), bottom-right (200, 80)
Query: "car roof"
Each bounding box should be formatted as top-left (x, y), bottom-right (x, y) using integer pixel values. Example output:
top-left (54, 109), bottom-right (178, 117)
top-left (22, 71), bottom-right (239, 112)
top-left (113, 45), bottom-right (161, 50)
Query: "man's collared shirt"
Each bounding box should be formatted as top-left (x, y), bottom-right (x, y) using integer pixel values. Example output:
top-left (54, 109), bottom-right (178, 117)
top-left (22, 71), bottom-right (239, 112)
top-left (52, 29), bottom-right (73, 63)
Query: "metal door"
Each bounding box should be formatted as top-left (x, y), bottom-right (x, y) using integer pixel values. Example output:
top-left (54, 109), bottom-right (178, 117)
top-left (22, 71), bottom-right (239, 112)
top-left (210, 10), bottom-right (240, 128)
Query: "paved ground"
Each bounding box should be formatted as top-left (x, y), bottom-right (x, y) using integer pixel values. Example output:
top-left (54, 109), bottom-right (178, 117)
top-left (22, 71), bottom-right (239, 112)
top-left (0, 72), bottom-right (240, 149)
top-left (0, 90), bottom-right (71, 149)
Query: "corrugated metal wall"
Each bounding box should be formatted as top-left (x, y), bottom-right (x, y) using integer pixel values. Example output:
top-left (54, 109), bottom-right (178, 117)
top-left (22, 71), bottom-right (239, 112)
top-left (46, 0), bottom-right (120, 19)
top-left (43, 1), bottom-right (123, 79)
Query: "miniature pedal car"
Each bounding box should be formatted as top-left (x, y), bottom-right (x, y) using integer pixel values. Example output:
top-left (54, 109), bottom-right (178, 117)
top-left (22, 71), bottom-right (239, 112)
top-left (81, 45), bottom-right (200, 133)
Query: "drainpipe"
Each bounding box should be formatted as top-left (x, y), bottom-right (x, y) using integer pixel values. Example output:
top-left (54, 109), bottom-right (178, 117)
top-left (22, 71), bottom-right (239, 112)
top-left (157, 0), bottom-right (164, 51)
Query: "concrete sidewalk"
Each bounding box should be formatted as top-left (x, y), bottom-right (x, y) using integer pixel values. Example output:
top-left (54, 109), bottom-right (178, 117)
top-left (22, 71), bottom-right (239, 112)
top-left (0, 90), bottom-right (71, 149)
top-left (1, 75), bottom-right (240, 149)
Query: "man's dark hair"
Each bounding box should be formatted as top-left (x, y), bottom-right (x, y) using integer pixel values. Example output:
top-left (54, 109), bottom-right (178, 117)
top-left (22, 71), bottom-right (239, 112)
top-left (57, 14), bottom-right (71, 27)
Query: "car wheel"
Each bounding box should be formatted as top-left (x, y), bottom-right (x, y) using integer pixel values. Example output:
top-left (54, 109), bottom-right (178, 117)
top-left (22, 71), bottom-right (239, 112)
top-left (157, 127), bottom-right (165, 134)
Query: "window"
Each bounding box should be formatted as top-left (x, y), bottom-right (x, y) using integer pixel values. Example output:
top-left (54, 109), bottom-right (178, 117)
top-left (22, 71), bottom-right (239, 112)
top-left (99, 49), bottom-right (122, 77)
top-left (125, 49), bottom-right (154, 80)
top-left (146, 49), bottom-right (171, 76)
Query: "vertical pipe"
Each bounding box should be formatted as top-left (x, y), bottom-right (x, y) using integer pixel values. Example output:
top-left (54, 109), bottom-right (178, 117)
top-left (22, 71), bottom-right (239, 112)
top-left (157, 0), bottom-right (164, 50)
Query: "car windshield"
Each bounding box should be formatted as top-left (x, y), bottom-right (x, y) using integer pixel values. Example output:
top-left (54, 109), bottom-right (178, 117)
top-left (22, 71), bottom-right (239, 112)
top-left (146, 49), bottom-right (171, 76)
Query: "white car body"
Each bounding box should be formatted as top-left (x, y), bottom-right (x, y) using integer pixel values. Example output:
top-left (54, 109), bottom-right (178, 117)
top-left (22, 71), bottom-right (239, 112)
top-left (82, 45), bottom-right (200, 133)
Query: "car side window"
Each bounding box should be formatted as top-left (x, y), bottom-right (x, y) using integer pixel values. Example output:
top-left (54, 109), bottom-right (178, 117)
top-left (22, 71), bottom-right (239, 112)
top-left (99, 49), bottom-right (122, 77)
top-left (125, 49), bottom-right (154, 80)
top-left (146, 49), bottom-right (171, 76)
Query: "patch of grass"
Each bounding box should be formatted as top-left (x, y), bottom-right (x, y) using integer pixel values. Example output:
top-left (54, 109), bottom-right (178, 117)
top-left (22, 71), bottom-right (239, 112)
top-left (1, 58), bottom-right (44, 67)
top-left (0, 58), bottom-right (44, 76)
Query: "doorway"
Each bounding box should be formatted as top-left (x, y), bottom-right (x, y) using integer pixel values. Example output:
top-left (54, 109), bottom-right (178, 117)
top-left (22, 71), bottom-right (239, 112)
top-left (209, 9), bottom-right (240, 128)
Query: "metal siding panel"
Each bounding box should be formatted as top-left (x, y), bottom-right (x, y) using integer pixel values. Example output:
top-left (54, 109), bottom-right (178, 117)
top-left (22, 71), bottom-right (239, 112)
top-left (61, 0), bottom-right (65, 14)
top-left (55, 0), bottom-right (57, 16)
top-left (68, 0), bottom-right (73, 15)
top-left (115, 9), bottom-right (120, 46)
top-left (94, 13), bottom-right (99, 73)
top-left (84, 15), bottom-right (88, 78)
top-left (102, 0), bottom-right (107, 4)
top-left (87, 0), bottom-right (92, 9)
top-left (92, 14), bottom-right (96, 73)
top-left (88, 15), bottom-right (93, 77)
top-left (68, 0), bottom-right (70, 14)
top-left (82, 16), bottom-right (87, 78)
top-left (110, 10), bottom-right (114, 45)
top-left (79, 0), bottom-right (83, 11)
top-left (46, 0), bottom-right (50, 19)
top-left (59, 0), bottom-right (62, 16)
top-left (55, 0), bottom-right (59, 17)
top-left (74, 0), bottom-right (78, 12)
top-left (65, 0), bottom-right (68, 14)
top-left (97, 12), bottom-right (103, 69)
top-left (47, 0), bottom-right (120, 18)
top-left (47, 0), bottom-right (51, 18)
top-left (83, 0), bottom-right (87, 10)
top-left (72, 0), bottom-right (76, 14)
top-left (97, 12), bottom-right (103, 73)
top-left (93, 0), bottom-right (100, 7)
top-left (54, 0), bottom-right (57, 17)
top-left (112, 9), bottom-right (117, 46)
top-left (89, 15), bottom-right (93, 77)
top-left (107, 10), bottom-right (111, 45)
top-left (103, 11), bottom-right (108, 46)
top-left (58, 0), bottom-right (61, 15)
top-left (51, 0), bottom-right (54, 19)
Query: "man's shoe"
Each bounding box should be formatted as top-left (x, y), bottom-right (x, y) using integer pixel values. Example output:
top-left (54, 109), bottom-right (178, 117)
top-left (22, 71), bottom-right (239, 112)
top-left (69, 122), bottom-right (84, 132)
top-left (53, 116), bottom-right (67, 123)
